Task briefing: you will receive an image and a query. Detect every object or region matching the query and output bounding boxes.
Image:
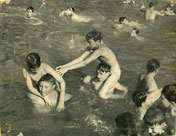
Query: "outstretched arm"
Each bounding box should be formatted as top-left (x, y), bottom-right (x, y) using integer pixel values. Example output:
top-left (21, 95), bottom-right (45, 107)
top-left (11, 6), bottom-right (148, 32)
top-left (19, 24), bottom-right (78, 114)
top-left (156, 11), bottom-right (164, 16)
top-left (44, 64), bottom-right (66, 112)
top-left (63, 49), bottom-right (101, 72)
top-left (57, 51), bottom-right (90, 69)
top-left (22, 68), bottom-right (43, 98)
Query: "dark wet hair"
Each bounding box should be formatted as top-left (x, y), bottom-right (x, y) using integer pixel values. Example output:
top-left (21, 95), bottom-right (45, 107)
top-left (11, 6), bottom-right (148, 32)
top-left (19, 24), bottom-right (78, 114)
top-left (27, 6), bottom-right (34, 12)
top-left (86, 30), bottom-right (103, 42)
top-left (119, 17), bottom-right (127, 24)
top-left (144, 107), bottom-right (165, 126)
top-left (133, 91), bottom-right (147, 107)
top-left (97, 62), bottom-right (110, 73)
top-left (38, 74), bottom-right (56, 86)
top-left (149, 2), bottom-right (154, 8)
top-left (26, 52), bottom-right (41, 71)
top-left (68, 6), bottom-right (75, 12)
top-left (116, 112), bottom-right (137, 135)
top-left (162, 84), bottom-right (176, 103)
top-left (147, 59), bottom-right (160, 73)
top-left (132, 28), bottom-right (139, 34)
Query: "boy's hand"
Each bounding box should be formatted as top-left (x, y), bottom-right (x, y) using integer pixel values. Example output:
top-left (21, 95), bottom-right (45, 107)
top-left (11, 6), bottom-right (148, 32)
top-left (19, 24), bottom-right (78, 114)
top-left (56, 68), bottom-right (68, 76)
top-left (57, 103), bottom-right (65, 112)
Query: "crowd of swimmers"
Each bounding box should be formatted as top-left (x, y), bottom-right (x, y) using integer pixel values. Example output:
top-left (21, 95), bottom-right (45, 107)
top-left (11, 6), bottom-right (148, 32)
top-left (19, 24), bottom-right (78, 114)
top-left (10, 0), bottom-right (175, 135)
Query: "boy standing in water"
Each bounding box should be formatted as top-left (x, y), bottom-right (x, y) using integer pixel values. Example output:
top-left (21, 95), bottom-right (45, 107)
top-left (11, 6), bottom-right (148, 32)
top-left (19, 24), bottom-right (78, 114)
top-left (145, 2), bottom-right (164, 20)
top-left (56, 30), bottom-right (127, 99)
top-left (23, 52), bottom-right (66, 112)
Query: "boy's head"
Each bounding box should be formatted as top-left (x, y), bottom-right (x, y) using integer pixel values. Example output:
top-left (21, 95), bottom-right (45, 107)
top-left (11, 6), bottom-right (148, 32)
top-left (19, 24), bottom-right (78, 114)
top-left (144, 107), bottom-right (166, 135)
top-left (133, 91), bottom-right (147, 107)
top-left (147, 59), bottom-right (160, 74)
top-left (149, 2), bottom-right (154, 9)
top-left (26, 52), bottom-right (41, 73)
top-left (86, 31), bottom-right (103, 49)
top-left (166, 4), bottom-right (171, 10)
top-left (119, 17), bottom-right (128, 24)
top-left (162, 84), bottom-right (176, 110)
top-left (131, 28), bottom-right (139, 37)
top-left (116, 112), bottom-right (137, 135)
top-left (38, 74), bottom-right (56, 96)
top-left (27, 6), bottom-right (34, 13)
top-left (96, 62), bottom-right (110, 82)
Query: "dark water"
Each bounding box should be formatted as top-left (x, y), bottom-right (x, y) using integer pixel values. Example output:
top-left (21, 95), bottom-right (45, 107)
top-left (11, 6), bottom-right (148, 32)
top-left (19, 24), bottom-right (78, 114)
top-left (0, 0), bottom-right (176, 136)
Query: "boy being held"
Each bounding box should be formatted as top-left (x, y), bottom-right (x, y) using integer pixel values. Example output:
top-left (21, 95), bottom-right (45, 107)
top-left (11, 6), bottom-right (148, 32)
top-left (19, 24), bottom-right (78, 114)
top-left (56, 31), bottom-right (127, 99)
top-left (23, 52), bottom-right (66, 112)
top-left (25, 74), bottom-right (71, 113)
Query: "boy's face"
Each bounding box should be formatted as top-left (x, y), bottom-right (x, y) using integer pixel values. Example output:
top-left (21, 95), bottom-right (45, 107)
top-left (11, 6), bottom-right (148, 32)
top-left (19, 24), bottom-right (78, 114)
top-left (39, 81), bottom-right (54, 96)
top-left (97, 67), bottom-right (110, 82)
top-left (123, 19), bottom-right (128, 25)
top-left (148, 122), bottom-right (167, 136)
top-left (88, 39), bottom-right (100, 49)
top-left (27, 9), bottom-right (33, 18)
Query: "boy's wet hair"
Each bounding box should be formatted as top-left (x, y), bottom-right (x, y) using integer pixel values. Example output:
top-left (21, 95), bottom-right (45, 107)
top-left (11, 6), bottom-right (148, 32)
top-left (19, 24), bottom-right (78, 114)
top-left (132, 28), bottom-right (139, 34)
top-left (147, 59), bottom-right (160, 73)
top-left (68, 6), bottom-right (75, 12)
top-left (162, 84), bottom-right (176, 103)
top-left (27, 6), bottom-right (34, 12)
top-left (149, 2), bottom-right (154, 8)
top-left (86, 30), bottom-right (103, 42)
top-left (133, 91), bottom-right (147, 107)
top-left (119, 17), bottom-right (127, 24)
top-left (26, 52), bottom-right (41, 71)
top-left (144, 107), bottom-right (165, 126)
top-left (116, 112), bottom-right (137, 135)
top-left (38, 74), bottom-right (56, 86)
top-left (97, 62), bottom-right (110, 73)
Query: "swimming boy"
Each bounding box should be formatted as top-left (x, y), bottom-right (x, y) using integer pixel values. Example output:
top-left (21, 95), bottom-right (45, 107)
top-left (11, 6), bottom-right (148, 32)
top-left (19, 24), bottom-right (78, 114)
top-left (131, 28), bottom-right (139, 37)
top-left (160, 4), bottom-right (175, 16)
top-left (23, 52), bottom-right (66, 112)
top-left (24, 73), bottom-right (71, 113)
top-left (145, 2), bottom-right (164, 20)
top-left (56, 31), bottom-right (127, 99)
top-left (26, 6), bottom-right (34, 19)
top-left (59, 7), bottom-right (92, 23)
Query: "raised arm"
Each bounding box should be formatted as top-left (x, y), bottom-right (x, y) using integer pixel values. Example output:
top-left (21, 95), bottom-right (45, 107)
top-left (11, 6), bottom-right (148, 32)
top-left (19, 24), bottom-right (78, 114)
top-left (22, 68), bottom-right (43, 97)
top-left (44, 64), bottom-right (66, 112)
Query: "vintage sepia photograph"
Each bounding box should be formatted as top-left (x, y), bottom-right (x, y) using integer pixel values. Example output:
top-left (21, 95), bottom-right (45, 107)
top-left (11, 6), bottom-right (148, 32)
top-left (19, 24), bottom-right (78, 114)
top-left (0, 0), bottom-right (176, 135)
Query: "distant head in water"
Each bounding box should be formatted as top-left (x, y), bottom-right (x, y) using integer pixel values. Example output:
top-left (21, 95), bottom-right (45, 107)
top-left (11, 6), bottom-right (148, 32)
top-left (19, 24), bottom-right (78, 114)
top-left (119, 17), bottom-right (129, 25)
top-left (149, 2), bottom-right (154, 9)
top-left (131, 28), bottom-right (139, 37)
top-left (65, 6), bottom-right (75, 16)
top-left (26, 6), bottom-right (34, 18)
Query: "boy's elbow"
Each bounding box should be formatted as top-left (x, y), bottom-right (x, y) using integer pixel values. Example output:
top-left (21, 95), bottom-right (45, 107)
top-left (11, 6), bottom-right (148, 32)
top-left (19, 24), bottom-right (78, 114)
top-left (99, 92), bottom-right (109, 99)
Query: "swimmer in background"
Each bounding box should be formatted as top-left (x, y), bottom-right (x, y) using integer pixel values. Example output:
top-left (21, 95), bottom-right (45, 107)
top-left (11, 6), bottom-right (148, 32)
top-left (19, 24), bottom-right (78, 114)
top-left (123, 0), bottom-right (135, 4)
top-left (0, 0), bottom-right (11, 6)
top-left (23, 52), bottom-right (66, 112)
top-left (115, 17), bottom-right (142, 30)
top-left (56, 31), bottom-right (128, 99)
top-left (24, 73), bottom-right (72, 113)
top-left (26, 6), bottom-right (43, 25)
top-left (131, 28), bottom-right (144, 41)
top-left (82, 62), bottom-right (127, 98)
top-left (145, 2), bottom-right (164, 20)
top-left (160, 5), bottom-right (175, 16)
top-left (59, 7), bottom-right (92, 23)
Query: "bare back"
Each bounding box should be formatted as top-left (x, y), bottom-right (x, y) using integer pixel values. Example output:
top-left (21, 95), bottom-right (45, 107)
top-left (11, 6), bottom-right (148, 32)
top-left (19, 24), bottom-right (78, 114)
top-left (145, 9), bottom-right (156, 20)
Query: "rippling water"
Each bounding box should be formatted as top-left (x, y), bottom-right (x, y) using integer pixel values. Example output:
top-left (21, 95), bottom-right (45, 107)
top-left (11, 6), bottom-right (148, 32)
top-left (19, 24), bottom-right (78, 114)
top-left (0, 0), bottom-right (176, 135)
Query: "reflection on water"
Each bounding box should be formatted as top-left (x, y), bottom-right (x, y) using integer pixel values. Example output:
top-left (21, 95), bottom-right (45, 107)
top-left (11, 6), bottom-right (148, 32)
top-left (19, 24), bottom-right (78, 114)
top-left (0, 0), bottom-right (176, 135)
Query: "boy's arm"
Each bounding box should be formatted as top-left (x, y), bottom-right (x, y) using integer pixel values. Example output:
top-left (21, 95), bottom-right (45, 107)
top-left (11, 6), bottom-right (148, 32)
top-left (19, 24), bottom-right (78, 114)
top-left (62, 49), bottom-right (101, 72)
top-left (44, 64), bottom-right (66, 112)
top-left (56, 51), bottom-right (90, 69)
top-left (22, 69), bottom-right (43, 97)
top-left (156, 10), bottom-right (164, 16)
